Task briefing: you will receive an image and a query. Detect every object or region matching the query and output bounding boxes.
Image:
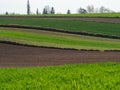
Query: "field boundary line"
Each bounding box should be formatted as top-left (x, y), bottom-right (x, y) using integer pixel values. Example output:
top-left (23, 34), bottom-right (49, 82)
top-left (0, 40), bottom-right (120, 52)
top-left (0, 24), bottom-right (120, 40)
top-left (0, 16), bottom-right (120, 18)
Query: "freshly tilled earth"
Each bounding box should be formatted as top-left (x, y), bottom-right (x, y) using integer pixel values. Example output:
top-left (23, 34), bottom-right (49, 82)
top-left (0, 43), bottom-right (120, 67)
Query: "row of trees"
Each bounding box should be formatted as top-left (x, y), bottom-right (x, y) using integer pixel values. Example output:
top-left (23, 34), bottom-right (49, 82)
top-left (4, 0), bottom-right (116, 15)
top-left (83, 5), bottom-right (115, 13)
top-left (5, 0), bottom-right (115, 15)
top-left (42, 6), bottom-right (55, 14)
top-left (27, 0), bottom-right (55, 14)
top-left (26, 6), bottom-right (114, 15)
top-left (8, 0), bottom-right (110, 15)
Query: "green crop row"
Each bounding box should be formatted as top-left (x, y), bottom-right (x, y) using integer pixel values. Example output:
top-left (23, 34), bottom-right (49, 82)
top-left (0, 62), bottom-right (120, 90)
top-left (0, 18), bottom-right (120, 37)
top-left (0, 30), bottom-right (120, 50)
top-left (1, 13), bottom-right (120, 17)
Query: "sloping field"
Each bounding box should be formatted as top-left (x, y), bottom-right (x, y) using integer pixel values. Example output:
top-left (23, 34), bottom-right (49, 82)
top-left (0, 28), bottom-right (120, 50)
top-left (0, 16), bottom-right (120, 89)
top-left (0, 27), bottom-right (120, 89)
top-left (0, 17), bottom-right (120, 37)
top-left (0, 43), bottom-right (120, 67)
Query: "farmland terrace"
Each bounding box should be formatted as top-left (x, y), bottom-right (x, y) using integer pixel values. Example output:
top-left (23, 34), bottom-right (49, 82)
top-left (0, 15), bottom-right (120, 67)
top-left (0, 17), bottom-right (120, 38)
top-left (0, 42), bottom-right (120, 67)
top-left (1, 16), bottom-right (120, 23)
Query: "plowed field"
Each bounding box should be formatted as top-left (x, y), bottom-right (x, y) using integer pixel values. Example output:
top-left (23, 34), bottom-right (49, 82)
top-left (0, 43), bottom-right (120, 67)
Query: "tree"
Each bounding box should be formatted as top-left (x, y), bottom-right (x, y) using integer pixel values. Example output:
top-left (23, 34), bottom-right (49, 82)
top-left (50, 7), bottom-right (55, 14)
top-left (27, 0), bottom-right (30, 15)
top-left (99, 6), bottom-right (115, 13)
top-left (43, 8), bottom-right (47, 14)
top-left (36, 8), bottom-right (39, 15)
top-left (43, 6), bottom-right (55, 14)
top-left (42, 6), bottom-right (50, 14)
top-left (78, 7), bottom-right (87, 14)
top-left (67, 9), bottom-right (71, 14)
top-left (87, 5), bottom-right (94, 13)
top-left (99, 6), bottom-right (106, 13)
top-left (5, 12), bottom-right (8, 15)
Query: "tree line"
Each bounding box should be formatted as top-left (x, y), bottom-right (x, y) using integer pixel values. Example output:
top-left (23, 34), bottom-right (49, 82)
top-left (26, 0), bottom-right (115, 15)
top-left (5, 0), bottom-right (115, 15)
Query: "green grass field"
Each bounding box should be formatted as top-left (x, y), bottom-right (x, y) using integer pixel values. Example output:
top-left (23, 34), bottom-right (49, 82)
top-left (0, 18), bottom-right (120, 37)
top-left (0, 62), bottom-right (120, 90)
top-left (1, 13), bottom-right (120, 17)
top-left (0, 29), bottom-right (120, 50)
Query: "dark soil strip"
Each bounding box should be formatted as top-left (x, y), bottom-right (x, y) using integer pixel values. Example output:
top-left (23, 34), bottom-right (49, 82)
top-left (39, 17), bottom-right (120, 23)
top-left (1, 16), bottom-right (120, 23)
top-left (0, 40), bottom-right (120, 52)
top-left (0, 43), bottom-right (120, 67)
top-left (0, 25), bottom-right (120, 39)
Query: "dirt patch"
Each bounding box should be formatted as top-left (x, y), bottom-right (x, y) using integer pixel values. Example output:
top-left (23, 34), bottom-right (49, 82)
top-left (0, 43), bottom-right (120, 67)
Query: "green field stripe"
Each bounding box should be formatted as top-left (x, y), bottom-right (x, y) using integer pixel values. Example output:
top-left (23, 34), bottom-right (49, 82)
top-left (0, 30), bottom-right (120, 50)
top-left (0, 18), bottom-right (120, 37)
top-left (1, 13), bottom-right (120, 17)
top-left (1, 27), bottom-right (120, 42)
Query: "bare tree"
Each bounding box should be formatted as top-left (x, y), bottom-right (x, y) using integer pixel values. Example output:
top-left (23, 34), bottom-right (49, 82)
top-left (99, 6), bottom-right (106, 13)
top-left (99, 6), bottom-right (115, 13)
top-left (87, 5), bottom-right (94, 13)
top-left (27, 0), bottom-right (30, 15)
top-left (78, 7), bottom-right (87, 14)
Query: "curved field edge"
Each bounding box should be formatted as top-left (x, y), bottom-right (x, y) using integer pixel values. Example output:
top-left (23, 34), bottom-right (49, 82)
top-left (0, 30), bottom-right (120, 51)
top-left (1, 40), bottom-right (120, 52)
top-left (0, 62), bottom-right (120, 90)
top-left (0, 25), bottom-right (120, 39)
top-left (0, 18), bottom-right (120, 37)
top-left (1, 27), bottom-right (119, 42)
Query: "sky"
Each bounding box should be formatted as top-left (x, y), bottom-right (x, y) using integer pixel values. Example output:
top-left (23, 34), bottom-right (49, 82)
top-left (0, 0), bottom-right (120, 14)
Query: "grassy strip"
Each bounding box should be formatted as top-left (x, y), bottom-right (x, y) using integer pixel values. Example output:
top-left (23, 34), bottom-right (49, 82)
top-left (0, 18), bottom-right (120, 37)
top-left (1, 27), bottom-right (119, 42)
top-left (0, 30), bottom-right (120, 50)
top-left (0, 25), bottom-right (120, 39)
top-left (1, 13), bottom-right (120, 17)
top-left (0, 62), bottom-right (120, 90)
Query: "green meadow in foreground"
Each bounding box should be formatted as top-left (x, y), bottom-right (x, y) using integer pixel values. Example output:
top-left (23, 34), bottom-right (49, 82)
top-left (0, 30), bottom-right (120, 50)
top-left (0, 62), bottom-right (120, 90)
top-left (0, 18), bottom-right (120, 37)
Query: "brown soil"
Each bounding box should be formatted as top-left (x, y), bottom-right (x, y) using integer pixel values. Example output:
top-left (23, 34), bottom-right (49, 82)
top-left (0, 43), bottom-right (120, 67)
top-left (1, 16), bottom-right (120, 23)
top-left (50, 17), bottom-right (120, 23)
top-left (0, 16), bottom-right (120, 23)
